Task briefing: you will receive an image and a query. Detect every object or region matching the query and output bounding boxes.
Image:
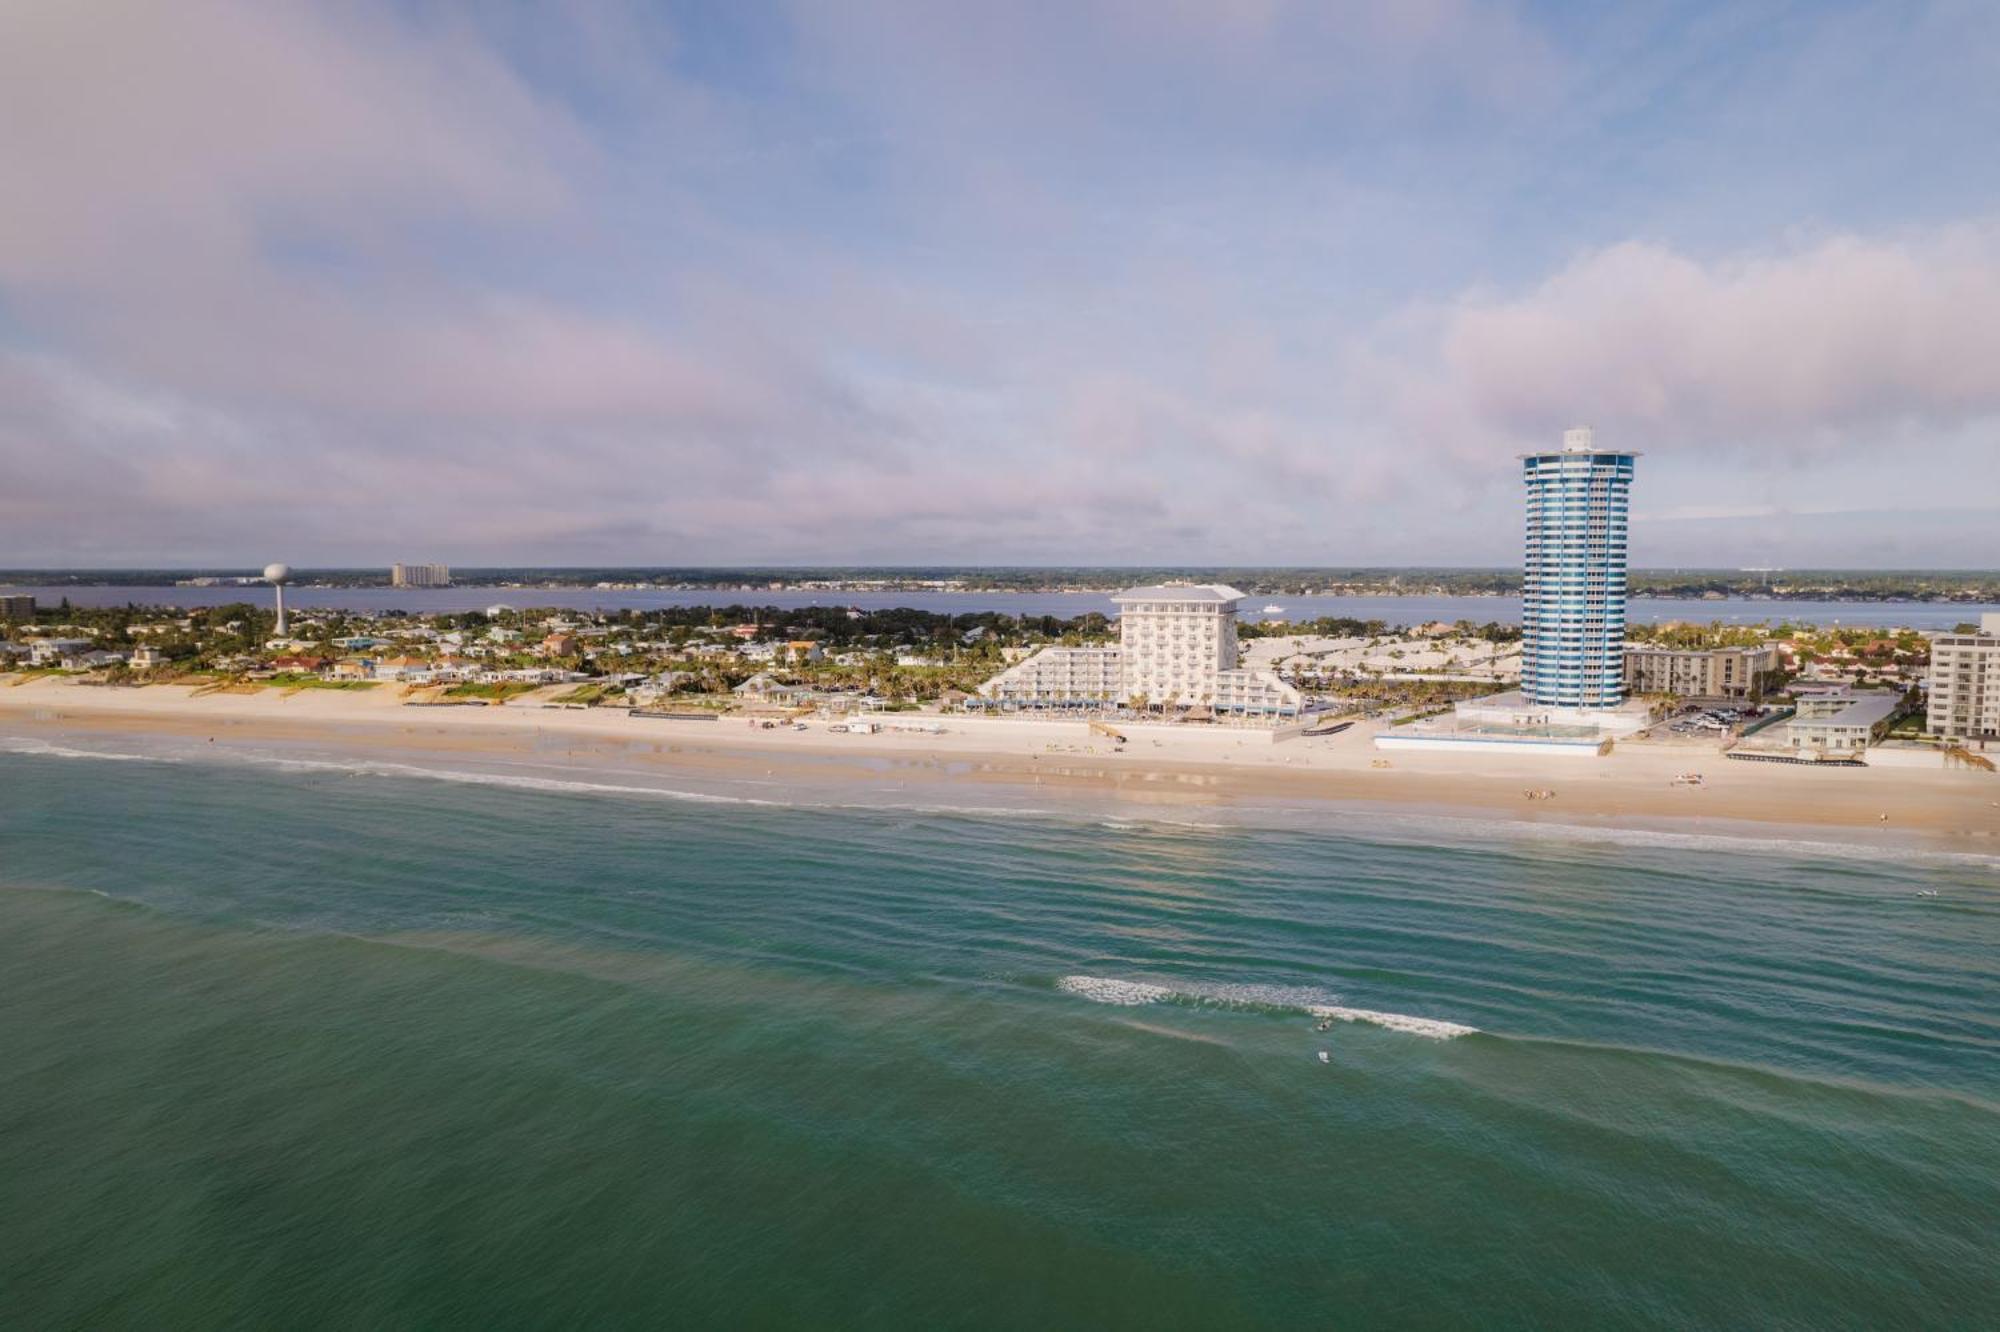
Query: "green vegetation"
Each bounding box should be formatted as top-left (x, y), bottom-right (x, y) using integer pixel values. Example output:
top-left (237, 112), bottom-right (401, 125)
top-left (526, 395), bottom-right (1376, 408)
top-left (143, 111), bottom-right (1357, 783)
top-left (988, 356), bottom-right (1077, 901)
top-left (442, 681), bottom-right (543, 702)
top-left (264, 673), bottom-right (377, 691)
top-left (1319, 678), bottom-right (1495, 710)
top-left (1625, 621), bottom-right (1773, 649)
top-left (1884, 712), bottom-right (1932, 740)
top-left (1, 576), bottom-right (1962, 713)
top-left (549, 683), bottom-right (621, 706)
top-left (642, 695), bottom-right (730, 711)
top-left (1391, 705), bottom-right (1456, 726)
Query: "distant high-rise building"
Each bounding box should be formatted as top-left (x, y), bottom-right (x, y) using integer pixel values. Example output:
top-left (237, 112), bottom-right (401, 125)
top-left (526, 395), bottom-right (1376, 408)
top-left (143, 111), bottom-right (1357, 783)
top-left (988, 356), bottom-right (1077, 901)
top-left (1519, 427), bottom-right (1637, 710)
top-left (0, 594), bottom-right (34, 623)
top-left (392, 563), bottom-right (452, 588)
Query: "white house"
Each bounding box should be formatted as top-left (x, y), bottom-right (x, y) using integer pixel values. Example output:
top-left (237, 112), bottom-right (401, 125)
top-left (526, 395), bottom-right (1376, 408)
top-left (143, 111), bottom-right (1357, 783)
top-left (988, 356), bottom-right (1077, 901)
top-left (29, 637), bottom-right (94, 666)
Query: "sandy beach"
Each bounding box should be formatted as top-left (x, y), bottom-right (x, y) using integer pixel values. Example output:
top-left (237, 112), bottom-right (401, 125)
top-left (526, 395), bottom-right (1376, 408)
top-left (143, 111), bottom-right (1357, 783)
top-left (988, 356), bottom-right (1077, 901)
top-left (5, 675), bottom-right (1998, 848)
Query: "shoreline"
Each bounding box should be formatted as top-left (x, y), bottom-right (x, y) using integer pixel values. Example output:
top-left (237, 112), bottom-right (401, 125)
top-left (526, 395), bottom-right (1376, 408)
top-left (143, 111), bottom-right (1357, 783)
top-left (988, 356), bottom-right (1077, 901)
top-left (4, 677), bottom-right (1998, 852)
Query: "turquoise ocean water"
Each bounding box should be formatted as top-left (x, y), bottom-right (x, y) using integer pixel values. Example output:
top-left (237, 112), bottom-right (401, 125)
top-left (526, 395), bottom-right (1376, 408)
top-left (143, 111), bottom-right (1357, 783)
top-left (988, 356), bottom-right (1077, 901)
top-left (2, 739), bottom-right (1996, 1328)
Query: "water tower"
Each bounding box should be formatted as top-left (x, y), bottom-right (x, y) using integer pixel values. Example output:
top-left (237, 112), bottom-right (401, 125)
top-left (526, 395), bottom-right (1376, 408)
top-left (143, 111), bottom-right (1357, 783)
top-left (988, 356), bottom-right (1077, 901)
top-left (264, 563), bottom-right (292, 637)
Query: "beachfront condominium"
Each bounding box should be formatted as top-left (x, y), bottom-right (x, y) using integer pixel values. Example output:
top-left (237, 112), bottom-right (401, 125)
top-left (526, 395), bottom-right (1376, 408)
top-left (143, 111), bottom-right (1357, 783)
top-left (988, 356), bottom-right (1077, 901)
top-left (1927, 613), bottom-right (2000, 743)
top-left (0, 594), bottom-right (33, 623)
top-left (979, 584), bottom-right (1300, 716)
top-left (391, 563), bottom-right (452, 588)
top-left (1520, 427), bottom-right (1637, 710)
top-left (1624, 642), bottom-right (1780, 701)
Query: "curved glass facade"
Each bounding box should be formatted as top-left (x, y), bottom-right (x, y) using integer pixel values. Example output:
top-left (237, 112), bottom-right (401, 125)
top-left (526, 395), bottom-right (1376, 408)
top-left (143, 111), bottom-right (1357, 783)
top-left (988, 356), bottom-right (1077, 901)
top-left (1519, 440), bottom-right (1636, 709)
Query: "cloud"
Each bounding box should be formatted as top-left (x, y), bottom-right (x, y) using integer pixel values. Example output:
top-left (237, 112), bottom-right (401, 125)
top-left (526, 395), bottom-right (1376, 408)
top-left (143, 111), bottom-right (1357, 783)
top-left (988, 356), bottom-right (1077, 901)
top-left (1, 2), bottom-right (1995, 567)
top-left (0, 0), bottom-right (576, 287)
top-left (1385, 226), bottom-right (2000, 455)
top-left (0, 0), bottom-right (927, 562)
top-left (0, 1), bottom-right (771, 429)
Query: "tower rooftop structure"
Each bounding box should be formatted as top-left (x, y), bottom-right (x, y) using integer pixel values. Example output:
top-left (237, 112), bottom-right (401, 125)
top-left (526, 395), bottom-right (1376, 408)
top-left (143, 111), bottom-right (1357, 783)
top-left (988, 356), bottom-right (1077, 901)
top-left (1109, 584), bottom-right (1246, 605)
top-left (1518, 424), bottom-right (1642, 461)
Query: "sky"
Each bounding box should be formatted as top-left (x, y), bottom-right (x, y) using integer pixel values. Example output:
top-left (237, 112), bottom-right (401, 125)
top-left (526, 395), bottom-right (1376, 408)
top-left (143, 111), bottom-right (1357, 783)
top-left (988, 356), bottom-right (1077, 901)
top-left (3, 0), bottom-right (1997, 569)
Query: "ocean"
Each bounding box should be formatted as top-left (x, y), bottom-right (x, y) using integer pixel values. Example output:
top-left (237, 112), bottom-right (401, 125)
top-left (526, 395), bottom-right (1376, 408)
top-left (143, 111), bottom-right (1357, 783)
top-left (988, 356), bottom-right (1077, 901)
top-left (2, 744), bottom-right (1996, 1328)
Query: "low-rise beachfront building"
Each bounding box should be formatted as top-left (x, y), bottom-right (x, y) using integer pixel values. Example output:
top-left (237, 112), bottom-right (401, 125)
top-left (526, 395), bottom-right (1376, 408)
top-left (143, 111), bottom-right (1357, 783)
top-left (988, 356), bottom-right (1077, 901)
top-left (627, 672), bottom-right (693, 707)
top-left (1783, 691), bottom-right (1902, 754)
top-left (29, 637), bottom-right (94, 666)
top-left (1928, 613), bottom-right (2000, 743)
top-left (270, 653), bottom-right (329, 673)
top-left (733, 673), bottom-right (816, 707)
top-left (128, 644), bottom-right (166, 669)
top-left (980, 644), bottom-right (1122, 708)
top-left (1623, 643), bottom-right (1781, 700)
top-left (63, 650), bottom-right (126, 671)
top-left (977, 585), bottom-right (1301, 717)
top-left (374, 655), bottom-right (434, 682)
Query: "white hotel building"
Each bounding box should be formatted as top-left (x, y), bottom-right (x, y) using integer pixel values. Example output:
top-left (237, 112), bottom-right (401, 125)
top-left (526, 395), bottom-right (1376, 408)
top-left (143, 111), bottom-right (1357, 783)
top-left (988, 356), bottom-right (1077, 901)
top-left (979, 585), bottom-right (1301, 717)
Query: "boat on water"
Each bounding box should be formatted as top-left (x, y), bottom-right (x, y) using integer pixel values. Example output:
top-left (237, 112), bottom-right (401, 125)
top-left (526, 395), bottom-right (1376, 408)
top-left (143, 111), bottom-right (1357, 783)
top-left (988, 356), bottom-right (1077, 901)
top-left (1260, 604), bottom-right (1286, 615)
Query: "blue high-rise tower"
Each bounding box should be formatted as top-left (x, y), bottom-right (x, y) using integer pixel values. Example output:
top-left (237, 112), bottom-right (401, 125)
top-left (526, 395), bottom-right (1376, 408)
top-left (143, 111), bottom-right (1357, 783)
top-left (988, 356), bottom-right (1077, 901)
top-left (1519, 427), bottom-right (1636, 710)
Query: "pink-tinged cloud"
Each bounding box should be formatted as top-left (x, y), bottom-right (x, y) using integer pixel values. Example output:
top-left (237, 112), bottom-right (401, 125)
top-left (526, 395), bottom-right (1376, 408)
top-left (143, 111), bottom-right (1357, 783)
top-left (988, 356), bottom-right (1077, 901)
top-left (1424, 228), bottom-right (2000, 450)
top-left (0, 0), bottom-right (577, 287)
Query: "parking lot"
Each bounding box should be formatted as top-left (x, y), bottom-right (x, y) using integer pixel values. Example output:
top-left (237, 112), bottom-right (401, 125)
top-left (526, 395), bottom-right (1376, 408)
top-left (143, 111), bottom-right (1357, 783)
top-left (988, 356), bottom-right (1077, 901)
top-left (1657, 702), bottom-right (1766, 738)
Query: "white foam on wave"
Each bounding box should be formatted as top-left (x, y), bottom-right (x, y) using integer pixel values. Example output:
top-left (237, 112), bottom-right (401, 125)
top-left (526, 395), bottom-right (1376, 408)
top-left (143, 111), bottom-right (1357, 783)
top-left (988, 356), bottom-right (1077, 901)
top-left (1055, 974), bottom-right (1476, 1039)
top-left (1095, 814), bottom-right (1231, 833)
top-left (1305, 1004), bottom-right (1478, 1040)
top-left (855, 802), bottom-right (1066, 820)
top-left (214, 751), bottom-right (781, 805)
top-left (1, 733), bottom-right (1090, 818)
top-left (0, 736), bottom-right (176, 763)
top-left (1056, 975), bottom-right (1173, 1006)
top-left (0, 738), bottom-right (778, 806)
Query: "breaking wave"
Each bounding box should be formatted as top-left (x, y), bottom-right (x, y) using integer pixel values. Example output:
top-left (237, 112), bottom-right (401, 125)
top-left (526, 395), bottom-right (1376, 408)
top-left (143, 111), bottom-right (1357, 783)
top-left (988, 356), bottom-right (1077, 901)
top-left (1054, 974), bottom-right (1477, 1039)
top-left (213, 752), bottom-right (782, 804)
top-left (0, 737), bottom-right (176, 763)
